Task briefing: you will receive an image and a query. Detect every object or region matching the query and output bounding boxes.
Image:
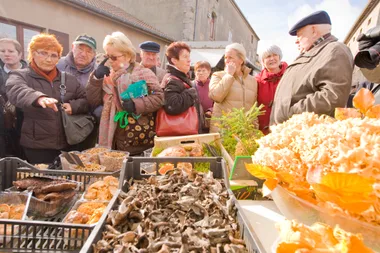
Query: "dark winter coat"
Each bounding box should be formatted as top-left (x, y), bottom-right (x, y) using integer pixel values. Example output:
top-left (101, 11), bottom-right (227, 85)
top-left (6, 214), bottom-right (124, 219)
top-left (161, 64), bottom-right (197, 115)
top-left (6, 67), bottom-right (89, 150)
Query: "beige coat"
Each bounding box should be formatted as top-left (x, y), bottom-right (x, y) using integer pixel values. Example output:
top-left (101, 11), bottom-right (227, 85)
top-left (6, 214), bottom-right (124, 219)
top-left (270, 35), bottom-right (354, 125)
top-left (209, 66), bottom-right (258, 133)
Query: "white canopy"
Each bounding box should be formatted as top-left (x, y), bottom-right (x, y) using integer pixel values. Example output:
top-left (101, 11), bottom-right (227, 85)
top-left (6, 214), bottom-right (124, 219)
top-left (190, 49), bottom-right (225, 67)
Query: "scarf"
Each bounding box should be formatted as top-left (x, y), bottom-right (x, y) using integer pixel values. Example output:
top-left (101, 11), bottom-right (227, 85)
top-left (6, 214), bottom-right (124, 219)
top-left (30, 60), bottom-right (58, 82)
top-left (98, 64), bottom-right (136, 148)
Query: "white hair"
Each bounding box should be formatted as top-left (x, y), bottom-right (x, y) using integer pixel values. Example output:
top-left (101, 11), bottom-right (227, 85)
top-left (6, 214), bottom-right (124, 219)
top-left (226, 43), bottom-right (246, 64)
top-left (260, 45), bottom-right (283, 62)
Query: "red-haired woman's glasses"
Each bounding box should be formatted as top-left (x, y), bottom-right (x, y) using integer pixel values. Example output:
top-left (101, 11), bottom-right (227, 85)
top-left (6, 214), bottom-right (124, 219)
top-left (36, 50), bottom-right (59, 60)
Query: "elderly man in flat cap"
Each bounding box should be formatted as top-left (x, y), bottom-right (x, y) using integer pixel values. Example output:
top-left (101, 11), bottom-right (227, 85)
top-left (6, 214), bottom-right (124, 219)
top-left (270, 10), bottom-right (353, 125)
top-left (139, 41), bottom-right (166, 83)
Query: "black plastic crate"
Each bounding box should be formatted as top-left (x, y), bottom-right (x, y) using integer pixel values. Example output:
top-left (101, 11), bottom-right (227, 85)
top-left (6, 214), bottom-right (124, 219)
top-left (0, 157), bottom-right (122, 252)
top-left (81, 157), bottom-right (266, 253)
top-left (0, 157), bottom-right (121, 192)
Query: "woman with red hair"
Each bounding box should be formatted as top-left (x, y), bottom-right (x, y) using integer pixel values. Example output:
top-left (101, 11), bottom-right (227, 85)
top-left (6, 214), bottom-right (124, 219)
top-left (160, 41), bottom-right (201, 135)
top-left (6, 34), bottom-right (88, 164)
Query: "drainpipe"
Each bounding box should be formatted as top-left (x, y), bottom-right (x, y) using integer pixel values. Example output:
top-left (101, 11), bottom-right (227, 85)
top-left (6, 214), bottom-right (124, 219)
top-left (193, 0), bottom-right (198, 40)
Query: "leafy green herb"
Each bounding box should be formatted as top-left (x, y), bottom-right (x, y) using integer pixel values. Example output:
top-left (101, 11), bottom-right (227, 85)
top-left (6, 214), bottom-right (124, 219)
top-left (212, 103), bottom-right (265, 158)
top-left (152, 147), bottom-right (164, 157)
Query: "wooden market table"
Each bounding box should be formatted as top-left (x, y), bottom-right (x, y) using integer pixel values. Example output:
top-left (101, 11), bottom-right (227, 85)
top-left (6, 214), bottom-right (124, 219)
top-left (237, 200), bottom-right (285, 253)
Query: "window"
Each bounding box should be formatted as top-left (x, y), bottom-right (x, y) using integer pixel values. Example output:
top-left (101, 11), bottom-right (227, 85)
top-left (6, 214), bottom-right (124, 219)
top-left (0, 23), bottom-right (17, 39)
top-left (359, 28), bottom-right (363, 34)
top-left (251, 35), bottom-right (254, 44)
top-left (209, 12), bottom-right (217, 40)
top-left (49, 29), bottom-right (70, 56)
top-left (353, 36), bottom-right (355, 42)
top-left (368, 18), bottom-right (372, 26)
top-left (0, 17), bottom-right (43, 60)
top-left (23, 28), bottom-right (40, 59)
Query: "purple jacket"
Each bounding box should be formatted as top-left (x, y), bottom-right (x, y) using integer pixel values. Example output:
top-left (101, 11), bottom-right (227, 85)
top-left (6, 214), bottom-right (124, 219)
top-left (194, 79), bottom-right (213, 112)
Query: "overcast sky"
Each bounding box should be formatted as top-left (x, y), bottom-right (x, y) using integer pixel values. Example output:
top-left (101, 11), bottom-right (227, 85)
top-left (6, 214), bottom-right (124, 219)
top-left (235, 0), bottom-right (368, 63)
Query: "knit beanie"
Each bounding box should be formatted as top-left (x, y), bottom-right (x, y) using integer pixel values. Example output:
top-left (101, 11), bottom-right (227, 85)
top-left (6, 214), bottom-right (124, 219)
top-left (260, 45), bottom-right (283, 61)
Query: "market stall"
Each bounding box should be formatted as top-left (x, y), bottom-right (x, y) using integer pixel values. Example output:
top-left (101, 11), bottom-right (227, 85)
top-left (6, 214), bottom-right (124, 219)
top-left (0, 89), bottom-right (378, 252)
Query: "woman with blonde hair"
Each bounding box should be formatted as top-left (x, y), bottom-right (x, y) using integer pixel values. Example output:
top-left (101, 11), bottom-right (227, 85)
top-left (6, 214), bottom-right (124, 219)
top-left (87, 32), bottom-right (163, 155)
top-left (6, 34), bottom-right (88, 164)
top-left (209, 43), bottom-right (258, 133)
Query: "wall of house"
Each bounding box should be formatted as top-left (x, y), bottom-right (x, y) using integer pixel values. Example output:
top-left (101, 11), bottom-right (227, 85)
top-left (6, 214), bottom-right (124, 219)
top-left (346, 3), bottom-right (380, 56)
top-left (192, 0), bottom-right (259, 63)
top-left (344, 2), bottom-right (380, 87)
top-left (116, 0), bottom-right (259, 64)
top-left (113, 0), bottom-right (184, 41)
top-left (0, 0), bottom-right (170, 60)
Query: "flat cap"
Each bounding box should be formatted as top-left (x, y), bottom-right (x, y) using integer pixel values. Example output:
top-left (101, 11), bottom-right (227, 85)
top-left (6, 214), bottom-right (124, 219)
top-left (139, 41), bottom-right (160, 53)
top-left (289, 10), bottom-right (331, 36)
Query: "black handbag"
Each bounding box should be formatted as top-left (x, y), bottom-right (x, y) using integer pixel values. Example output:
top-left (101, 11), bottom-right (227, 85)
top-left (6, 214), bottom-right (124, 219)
top-left (60, 72), bottom-right (95, 145)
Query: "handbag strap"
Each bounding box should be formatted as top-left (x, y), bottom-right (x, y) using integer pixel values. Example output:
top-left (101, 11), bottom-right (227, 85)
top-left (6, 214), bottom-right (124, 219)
top-left (59, 71), bottom-right (66, 104)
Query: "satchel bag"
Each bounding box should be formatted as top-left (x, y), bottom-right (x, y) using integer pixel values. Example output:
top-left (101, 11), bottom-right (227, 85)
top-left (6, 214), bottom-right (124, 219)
top-left (156, 77), bottom-right (199, 136)
top-left (60, 72), bottom-right (95, 145)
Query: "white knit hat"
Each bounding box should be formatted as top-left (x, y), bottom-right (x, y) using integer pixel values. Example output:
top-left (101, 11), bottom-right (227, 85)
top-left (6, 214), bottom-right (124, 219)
top-left (226, 43), bottom-right (246, 63)
top-left (260, 45), bottom-right (283, 61)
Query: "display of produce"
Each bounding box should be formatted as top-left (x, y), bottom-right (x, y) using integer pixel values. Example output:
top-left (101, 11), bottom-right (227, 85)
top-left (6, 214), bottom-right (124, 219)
top-left (60, 152), bottom-right (91, 170)
top-left (247, 91), bottom-right (380, 223)
top-left (0, 203), bottom-right (25, 220)
top-left (12, 176), bottom-right (79, 217)
top-left (92, 168), bottom-right (248, 252)
top-left (245, 90), bottom-right (380, 250)
top-left (69, 162), bottom-right (106, 172)
top-left (13, 177), bottom-right (77, 195)
top-left (83, 147), bottom-right (110, 163)
top-left (0, 192), bottom-right (31, 238)
top-left (156, 143), bottom-right (203, 157)
top-left (213, 103), bottom-right (264, 158)
top-left (64, 202), bottom-right (107, 225)
top-left (274, 219), bottom-right (374, 253)
top-left (99, 151), bottom-right (129, 172)
top-left (84, 176), bottom-right (119, 201)
top-left (152, 142), bottom-right (221, 173)
top-left (249, 113), bottom-right (380, 219)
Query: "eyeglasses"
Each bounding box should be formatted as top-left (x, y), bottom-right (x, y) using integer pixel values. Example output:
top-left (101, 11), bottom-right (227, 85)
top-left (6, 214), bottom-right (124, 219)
top-left (35, 50), bottom-right (59, 60)
top-left (106, 54), bottom-right (124, 61)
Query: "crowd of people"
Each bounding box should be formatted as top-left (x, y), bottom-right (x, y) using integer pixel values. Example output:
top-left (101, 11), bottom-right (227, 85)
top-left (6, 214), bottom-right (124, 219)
top-left (0, 10), bottom-right (379, 164)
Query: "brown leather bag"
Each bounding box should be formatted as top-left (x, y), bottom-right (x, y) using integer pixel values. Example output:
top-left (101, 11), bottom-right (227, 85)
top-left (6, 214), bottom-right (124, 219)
top-left (156, 106), bottom-right (199, 136)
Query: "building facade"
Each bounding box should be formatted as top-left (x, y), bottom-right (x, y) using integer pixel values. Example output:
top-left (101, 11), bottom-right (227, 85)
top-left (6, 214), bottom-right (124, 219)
top-left (115, 0), bottom-right (260, 66)
top-left (344, 0), bottom-right (380, 86)
top-left (0, 0), bottom-right (173, 61)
